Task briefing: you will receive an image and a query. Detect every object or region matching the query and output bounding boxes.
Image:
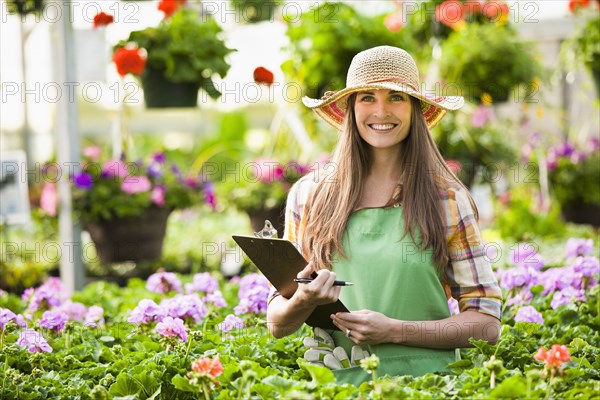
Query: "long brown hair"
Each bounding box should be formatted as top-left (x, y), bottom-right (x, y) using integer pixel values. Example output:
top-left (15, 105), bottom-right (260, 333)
top-left (301, 94), bottom-right (478, 273)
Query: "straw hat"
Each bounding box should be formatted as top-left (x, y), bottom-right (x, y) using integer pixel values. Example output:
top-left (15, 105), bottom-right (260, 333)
top-left (302, 46), bottom-right (464, 130)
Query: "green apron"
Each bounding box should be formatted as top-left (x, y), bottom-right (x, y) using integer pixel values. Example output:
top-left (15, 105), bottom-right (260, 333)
top-left (327, 206), bottom-right (457, 385)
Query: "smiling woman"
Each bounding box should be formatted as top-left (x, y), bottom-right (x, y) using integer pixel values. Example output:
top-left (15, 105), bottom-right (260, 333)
top-left (266, 46), bottom-right (502, 386)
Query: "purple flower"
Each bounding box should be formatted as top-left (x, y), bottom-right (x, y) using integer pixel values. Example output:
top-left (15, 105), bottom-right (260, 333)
top-left (101, 160), bottom-right (129, 178)
top-left (186, 272), bottom-right (218, 294)
top-left (514, 306), bottom-right (544, 324)
top-left (159, 294), bottom-right (206, 323)
top-left (0, 308), bottom-right (27, 329)
top-left (588, 136), bottom-right (600, 152)
top-left (156, 316), bottom-right (187, 342)
top-left (551, 287), bottom-right (585, 309)
top-left (170, 164), bottom-right (183, 182)
top-left (554, 141), bottom-right (576, 158)
top-left (538, 266), bottom-right (578, 295)
top-left (235, 274), bottom-right (270, 315)
top-left (56, 301), bottom-right (87, 321)
top-left (146, 271), bottom-right (182, 294)
top-left (128, 299), bottom-right (162, 325)
top-left (570, 151), bottom-right (588, 164)
top-left (147, 162), bottom-right (163, 179)
top-left (218, 314), bottom-right (244, 333)
top-left (84, 306), bottom-right (105, 328)
top-left (505, 290), bottom-right (533, 307)
top-left (565, 238), bottom-right (594, 258)
top-left (17, 329), bottom-right (52, 353)
top-left (25, 278), bottom-right (66, 313)
top-left (500, 266), bottom-right (538, 291)
top-left (38, 310), bottom-right (69, 332)
top-left (73, 172), bottom-right (93, 190)
top-left (203, 180), bottom-right (217, 211)
top-left (152, 152), bottom-right (166, 164)
top-left (203, 290), bottom-right (227, 308)
top-left (572, 256), bottom-right (600, 278)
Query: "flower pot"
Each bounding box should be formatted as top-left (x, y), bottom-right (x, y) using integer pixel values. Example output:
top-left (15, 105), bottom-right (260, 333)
top-left (85, 207), bottom-right (172, 264)
top-left (561, 200), bottom-right (600, 227)
top-left (141, 66), bottom-right (200, 108)
top-left (247, 204), bottom-right (286, 238)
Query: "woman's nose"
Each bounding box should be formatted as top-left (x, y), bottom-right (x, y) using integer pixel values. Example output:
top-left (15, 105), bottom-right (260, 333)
top-left (373, 100), bottom-right (391, 118)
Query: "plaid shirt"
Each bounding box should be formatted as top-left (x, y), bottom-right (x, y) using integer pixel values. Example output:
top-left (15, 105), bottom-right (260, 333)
top-left (269, 175), bottom-right (503, 321)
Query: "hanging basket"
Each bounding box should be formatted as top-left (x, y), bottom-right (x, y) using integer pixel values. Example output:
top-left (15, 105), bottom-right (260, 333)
top-left (246, 203), bottom-right (286, 238)
top-left (85, 207), bottom-right (172, 264)
top-left (561, 200), bottom-right (600, 227)
top-left (140, 66), bottom-right (200, 108)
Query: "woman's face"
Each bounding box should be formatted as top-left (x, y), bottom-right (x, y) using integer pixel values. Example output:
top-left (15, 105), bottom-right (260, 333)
top-left (353, 89), bottom-right (412, 151)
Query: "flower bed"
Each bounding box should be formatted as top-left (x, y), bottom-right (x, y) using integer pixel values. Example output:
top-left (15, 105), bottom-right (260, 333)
top-left (1, 239), bottom-right (598, 399)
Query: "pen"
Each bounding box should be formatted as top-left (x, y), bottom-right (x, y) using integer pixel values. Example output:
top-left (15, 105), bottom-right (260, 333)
top-left (294, 278), bottom-right (354, 286)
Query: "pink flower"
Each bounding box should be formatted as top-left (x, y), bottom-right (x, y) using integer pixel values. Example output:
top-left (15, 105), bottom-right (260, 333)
top-left (150, 185), bottom-right (166, 206)
top-left (121, 176), bottom-right (151, 194)
top-left (102, 160), bottom-right (129, 178)
top-left (147, 271), bottom-right (182, 294)
top-left (17, 329), bottom-right (52, 353)
top-left (471, 105), bottom-right (495, 128)
top-left (156, 316), bottom-right (188, 342)
top-left (83, 146), bottom-right (102, 161)
top-left (252, 158), bottom-right (284, 183)
top-left (84, 306), bottom-right (105, 328)
top-left (40, 182), bottom-right (58, 216)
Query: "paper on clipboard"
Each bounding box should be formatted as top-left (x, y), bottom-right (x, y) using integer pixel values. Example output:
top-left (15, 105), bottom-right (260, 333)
top-left (232, 235), bottom-right (349, 330)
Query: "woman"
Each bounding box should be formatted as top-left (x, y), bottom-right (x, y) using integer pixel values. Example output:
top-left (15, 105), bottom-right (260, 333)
top-left (266, 46), bottom-right (502, 384)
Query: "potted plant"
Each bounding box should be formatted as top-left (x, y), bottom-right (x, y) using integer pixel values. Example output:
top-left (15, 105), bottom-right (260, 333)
top-left (547, 139), bottom-right (600, 227)
top-left (70, 147), bottom-right (217, 263)
top-left (113, 7), bottom-right (235, 108)
top-left (439, 22), bottom-right (542, 104)
top-left (217, 158), bottom-right (314, 237)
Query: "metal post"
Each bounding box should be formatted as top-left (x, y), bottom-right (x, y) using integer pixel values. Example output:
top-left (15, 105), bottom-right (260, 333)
top-left (53, 0), bottom-right (84, 294)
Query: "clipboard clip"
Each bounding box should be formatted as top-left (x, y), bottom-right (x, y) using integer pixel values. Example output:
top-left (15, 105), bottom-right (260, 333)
top-left (254, 220), bottom-right (278, 238)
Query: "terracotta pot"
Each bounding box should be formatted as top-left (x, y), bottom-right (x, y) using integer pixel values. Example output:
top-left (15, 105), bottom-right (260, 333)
top-left (246, 204), bottom-right (286, 238)
top-left (561, 200), bottom-right (600, 227)
top-left (85, 207), bottom-right (172, 264)
top-left (141, 66), bottom-right (200, 108)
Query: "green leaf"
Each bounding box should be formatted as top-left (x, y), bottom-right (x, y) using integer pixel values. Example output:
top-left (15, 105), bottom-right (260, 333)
top-left (109, 373), bottom-right (142, 397)
top-left (297, 358), bottom-right (335, 385)
top-left (490, 375), bottom-right (527, 399)
top-left (171, 375), bottom-right (199, 393)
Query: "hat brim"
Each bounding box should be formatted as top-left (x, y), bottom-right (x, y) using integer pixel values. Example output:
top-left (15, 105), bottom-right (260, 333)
top-left (302, 82), bottom-right (464, 130)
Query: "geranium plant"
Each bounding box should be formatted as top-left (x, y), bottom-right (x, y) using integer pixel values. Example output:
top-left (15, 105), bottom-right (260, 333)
top-left (547, 138), bottom-right (600, 212)
top-left (70, 147), bottom-right (216, 223)
top-left (101, 2), bottom-right (234, 105)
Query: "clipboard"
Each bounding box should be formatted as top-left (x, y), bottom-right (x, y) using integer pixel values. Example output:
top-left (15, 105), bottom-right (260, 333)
top-left (232, 235), bottom-right (349, 330)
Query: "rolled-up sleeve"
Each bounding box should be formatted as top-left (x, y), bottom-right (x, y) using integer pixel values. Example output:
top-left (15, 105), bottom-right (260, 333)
top-left (444, 188), bottom-right (502, 320)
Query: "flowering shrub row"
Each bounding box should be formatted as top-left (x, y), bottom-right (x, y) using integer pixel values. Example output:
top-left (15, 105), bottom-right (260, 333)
top-left (0, 237), bottom-right (598, 398)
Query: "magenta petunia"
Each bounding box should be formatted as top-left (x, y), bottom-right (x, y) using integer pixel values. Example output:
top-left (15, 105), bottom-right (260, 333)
top-left (102, 160), bottom-right (129, 178)
top-left (121, 176), bottom-right (151, 194)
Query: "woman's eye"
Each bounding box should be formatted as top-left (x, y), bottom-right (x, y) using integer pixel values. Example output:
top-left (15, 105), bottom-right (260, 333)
top-left (359, 95), bottom-right (374, 102)
top-left (390, 94), bottom-right (405, 101)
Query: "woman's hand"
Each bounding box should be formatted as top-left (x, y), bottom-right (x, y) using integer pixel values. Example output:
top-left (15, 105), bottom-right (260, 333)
top-left (293, 263), bottom-right (341, 307)
top-left (331, 310), bottom-right (396, 345)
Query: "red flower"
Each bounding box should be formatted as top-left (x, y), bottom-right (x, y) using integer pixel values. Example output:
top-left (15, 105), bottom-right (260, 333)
top-left (569, 0), bottom-right (590, 12)
top-left (112, 47), bottom-right (146, 77)
top-left (384, 11), bottom-right (404, 32)
top-left (93, 12), bottom-right (114, 28)
top-left (253, 67), bottom-right (274, 86)
top-left (534, 345), bottom-right (571, 376)
top-left (189, 356), bottom-right (224, 378)
top-left (482, 0), bottom-right (509, 22)
top-left (464, 0), bottom-right (484, 15)
top-left (158, 0), bottom-right (187, 18)
top-left (435, 0), bottom-right (466, 30)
